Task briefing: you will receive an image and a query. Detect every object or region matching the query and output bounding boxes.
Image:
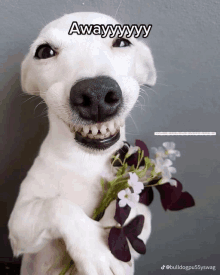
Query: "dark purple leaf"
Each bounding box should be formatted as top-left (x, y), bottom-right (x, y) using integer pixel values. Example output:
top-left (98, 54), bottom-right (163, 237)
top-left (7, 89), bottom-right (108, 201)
top-left (108, 227), bottom-right (131, 262)
top-left (139, 187), bottom-right (154, 206)
top-left (126, 151), bottom-right (139, 167)
top-left (112, 142), bottom-right (130, 166)
top-left (155, 179), bottom-right (183, 210)
top-left (126, 235), bottom-right (146, 254)
top-left (114, 199), bottom-right (131, 226)
top-left (123, 215), bottom-right (145, 238)
top-left (135, 140), bottom-right (149, 158)
top-left (168, 191), bottom-right (195, 211)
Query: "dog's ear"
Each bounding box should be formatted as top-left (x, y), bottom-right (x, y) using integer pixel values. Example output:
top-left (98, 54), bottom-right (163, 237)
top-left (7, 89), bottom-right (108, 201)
top-left (21, 55), bottom-right (40, 95)
top-left (134, 41), bottom-right (156, 86)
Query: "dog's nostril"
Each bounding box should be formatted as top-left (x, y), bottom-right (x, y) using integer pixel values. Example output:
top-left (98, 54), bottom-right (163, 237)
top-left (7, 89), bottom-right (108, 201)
top-left (82, 95), bottom-right (91, 107)
top-left (105, 91), bottom-right (120, 105)
top-left (74, 94), bottom-right (91, 107)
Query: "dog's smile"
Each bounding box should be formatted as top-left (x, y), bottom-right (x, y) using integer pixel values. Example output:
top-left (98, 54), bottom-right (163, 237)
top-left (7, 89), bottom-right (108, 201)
top-left (68, 118), bottom-right (124, 150)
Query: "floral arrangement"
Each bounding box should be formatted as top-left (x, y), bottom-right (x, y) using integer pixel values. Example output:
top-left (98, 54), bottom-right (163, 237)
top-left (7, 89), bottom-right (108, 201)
top-left (60, 140), bottom-right (195, 274)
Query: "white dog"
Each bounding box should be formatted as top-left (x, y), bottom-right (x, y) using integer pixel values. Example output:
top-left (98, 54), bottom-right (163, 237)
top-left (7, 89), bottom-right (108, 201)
top-left (8, 12), bottom-right (156, 275)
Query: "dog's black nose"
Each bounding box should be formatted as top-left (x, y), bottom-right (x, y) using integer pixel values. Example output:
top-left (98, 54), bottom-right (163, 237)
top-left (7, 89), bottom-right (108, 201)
top-left (70, 76), bottom-right (122, 122)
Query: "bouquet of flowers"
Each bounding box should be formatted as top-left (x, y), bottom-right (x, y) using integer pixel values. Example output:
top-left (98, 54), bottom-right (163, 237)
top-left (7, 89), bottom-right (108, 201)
top-left (60, 140), bottom-right (195, 274)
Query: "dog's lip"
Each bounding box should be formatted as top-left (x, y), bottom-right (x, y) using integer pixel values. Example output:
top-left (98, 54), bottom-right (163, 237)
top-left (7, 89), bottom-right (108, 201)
top-left (75, 130), bottom-right (120, 150)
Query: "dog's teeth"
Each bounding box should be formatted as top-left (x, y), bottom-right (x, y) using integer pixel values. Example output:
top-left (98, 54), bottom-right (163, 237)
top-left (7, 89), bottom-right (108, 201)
top-left (105, 131), bottom-right (111, 138)
top-left (100, 124), bottom-right (107, 135)
top-left (83, 125), bottom-right (90, 135)
top-left (98, 134), bottom-right (105, 139)
top-left (94, 134), bottom-right (103, 139)
top-left (114, 120), bottom-right (120, 128)
top-left (75, 125), bottom-right (81, 132)
top-left (88, 133), bottom-right (94, 139)
top-left (70, 125), bottom-right (75, 132)
top-left (108, 121), bottom-right (115, 134)
top-left (91, 126), bottom-right (98, 135)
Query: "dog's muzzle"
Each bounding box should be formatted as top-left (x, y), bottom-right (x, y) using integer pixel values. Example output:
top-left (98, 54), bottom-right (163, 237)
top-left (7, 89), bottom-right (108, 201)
top-left (69, 76), bottom-right (123, 150)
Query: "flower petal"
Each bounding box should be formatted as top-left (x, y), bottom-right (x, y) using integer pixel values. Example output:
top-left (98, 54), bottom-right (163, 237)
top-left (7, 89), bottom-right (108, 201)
top-left (168, 167), bottom-right (177, 174)
top-left (127, 200), bottom-right (136, 208)
top-left (169, 179), bottom-right (177, 187)
top-left (129, 172), bottom-right (139, 183)
top-left (163, 141), bottom-right (175, 150)
top-left (108, 227), bottom-right (131, 262)
top-left (115, 199), bottom-right (131, 226)
top-left (131, 193), bottom-right (140, 203)
top-left (119, 199), bottom-right (127, 208)
top-left (133, 182), bottom-right (144, 194)
top-left (155, 179), bottom-right (183, 210)
top-left (118, 190), bottom-right (126, 200)
top-left (163, 159), bottom-right (173, 167)
top-left (168, 192), bottom-right (195, 211)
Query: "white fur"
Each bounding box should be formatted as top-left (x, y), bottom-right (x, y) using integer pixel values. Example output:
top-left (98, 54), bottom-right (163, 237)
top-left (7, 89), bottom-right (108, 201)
top-left (8, 12), bottom-right (156, 275)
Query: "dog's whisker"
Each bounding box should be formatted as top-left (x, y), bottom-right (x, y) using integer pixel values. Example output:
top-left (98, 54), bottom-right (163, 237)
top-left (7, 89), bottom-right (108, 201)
top-left (138, 92), bottom-right (148, 106)
top-left (33, 100), bottom-right (46, 115)
top-left (21, 95), bottom-right (40, 105)
top-left (127, 113), bottom-right (139, 134)
top-left (135, 98), bottom-right (146, 110)
top-left (139, 90), bottom-right (150, 107)
top-left (141, 85), bottom-right (159, 95)
top-left (155, 82), bottom-right (173, 87)
top-left (135, 102), bottom-right (147, 112)
top-left (35, 106), bottom-right (48, 118)
top-left (114, 0), bottom-right (123, 19)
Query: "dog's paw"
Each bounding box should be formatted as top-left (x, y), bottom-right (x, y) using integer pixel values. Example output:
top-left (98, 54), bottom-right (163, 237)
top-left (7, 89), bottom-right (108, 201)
top-left (65, 219), bottom-right (132, 275)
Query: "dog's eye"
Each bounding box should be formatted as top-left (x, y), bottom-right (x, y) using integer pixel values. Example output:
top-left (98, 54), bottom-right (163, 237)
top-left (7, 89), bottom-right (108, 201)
top-left (35, 44), bottom-right (57, 59)
top-left (112, 38), bottom-right (132, 48)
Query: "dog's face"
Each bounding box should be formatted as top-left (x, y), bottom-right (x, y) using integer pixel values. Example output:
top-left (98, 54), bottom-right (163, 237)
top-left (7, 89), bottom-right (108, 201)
top-left (21, 12), bottom-right (156, 151)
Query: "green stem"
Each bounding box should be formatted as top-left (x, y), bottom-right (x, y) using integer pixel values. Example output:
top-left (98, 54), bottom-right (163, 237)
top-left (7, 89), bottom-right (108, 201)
top-left (59, 260), bottom-right (74, 275)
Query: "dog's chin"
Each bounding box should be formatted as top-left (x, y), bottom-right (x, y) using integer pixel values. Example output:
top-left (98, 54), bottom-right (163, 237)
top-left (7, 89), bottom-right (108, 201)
top-left (68, 118), bottom-right (125, 150)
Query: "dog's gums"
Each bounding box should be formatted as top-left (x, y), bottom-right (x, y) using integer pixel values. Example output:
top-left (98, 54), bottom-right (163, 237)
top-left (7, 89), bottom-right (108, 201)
top-left (68, 118), bottom-right (124, 149)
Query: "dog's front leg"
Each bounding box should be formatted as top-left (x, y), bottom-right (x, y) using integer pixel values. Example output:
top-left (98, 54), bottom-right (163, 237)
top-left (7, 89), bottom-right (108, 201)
top-left (8, 193), bottom-right (132, 275)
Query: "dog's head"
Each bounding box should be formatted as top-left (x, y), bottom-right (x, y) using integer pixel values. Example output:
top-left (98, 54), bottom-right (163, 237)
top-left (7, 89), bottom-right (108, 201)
top-left (21, 12), bottom-right (156, 151)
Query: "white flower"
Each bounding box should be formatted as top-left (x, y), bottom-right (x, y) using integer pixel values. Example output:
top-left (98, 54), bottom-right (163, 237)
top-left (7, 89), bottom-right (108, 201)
top-left (151, 158), bottom-right (176, 174)
top-left (126, 145), bottom-right (140, 156)
top-left (169, 179), bottom-right (177, 187)
top-left (118, 188), bottom-right (139, 208)
top-left (128, 172), bottom-right (144, 194)
top-left (160, 167), bottom-right (177, 187)
top-left (151, 157), bottom-right (177, 186)
top-left (162, 142), bottom-right (181, 160)
top-left (151, 146), bottom-right (166, 158)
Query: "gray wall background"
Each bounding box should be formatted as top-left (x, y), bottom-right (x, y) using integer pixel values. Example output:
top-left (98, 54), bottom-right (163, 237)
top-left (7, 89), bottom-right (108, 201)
top-left (1, 0), bottom-right (219, 274)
